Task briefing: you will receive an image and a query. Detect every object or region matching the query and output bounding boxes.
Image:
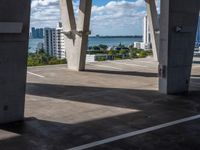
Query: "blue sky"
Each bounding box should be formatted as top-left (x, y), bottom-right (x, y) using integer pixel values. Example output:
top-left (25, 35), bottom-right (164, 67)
top-left (31, 0), bottom-right (147, 35)
top-left (92, 0), bottom-right (132, 5)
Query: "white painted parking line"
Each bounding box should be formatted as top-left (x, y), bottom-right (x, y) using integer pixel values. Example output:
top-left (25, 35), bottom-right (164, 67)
top-left (27, 71), bottom-right (45, 78)
top-left (190, 82), bottom-right (200, 88)
top-left (192, 65), bottom-right (200, 68)
top-left (191, 76), bottom-right (200, 79)
top-left (67, 114), bottom-right (200, 150)
top-left (110, 61), bottom-right (149, 68)
top-left (91, 64), bottom-right (123, 70)
top-left (190, 84), bottom-right (200, 88)
top-left (134, 60), bottom-right (157, 64)
top-left (191, 81), bottom-right (200, 85)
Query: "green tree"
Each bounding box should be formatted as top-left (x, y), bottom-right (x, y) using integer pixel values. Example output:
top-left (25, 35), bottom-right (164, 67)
top-left (119, 49), bottom-right (127, 55)
top-left (97, 57), bottom-right (106, 61)
top-left (108, 49), bottom-right (117, 55)
top-left (93, 46), bottom-right (100, 51)
top-left (138, 51), bottom-right (148, 58)
top-left (27, 49), bottom-right (67, 66)
top-left (129, 48), bottom-right (138, 58)
top-left (99, 44), bottom-right (108, 50)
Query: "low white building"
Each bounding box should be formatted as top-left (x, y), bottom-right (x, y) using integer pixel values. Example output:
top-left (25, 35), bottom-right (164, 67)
top-left (133, 42), bottom-right (142, 49)
top-left (86, 54), bottom-right (96, 63)
top-left (86, 54), bottom-right (114, 63)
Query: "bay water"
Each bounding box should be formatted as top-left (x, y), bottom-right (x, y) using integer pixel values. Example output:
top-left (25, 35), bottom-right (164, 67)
top-left (29, 37), bottom-right (142, 53)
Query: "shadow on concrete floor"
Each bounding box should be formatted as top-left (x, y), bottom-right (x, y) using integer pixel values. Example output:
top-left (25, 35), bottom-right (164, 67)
top-left (26, 83), bottom-right (200, 111)
top-left (0, 112), bottom-right (144, 150)
top-left (85, 69), bottom-right (158, 77)
top-left (191, 75), bottom-right (200, 78)
top-left (1, 104), bottom-right (200, 150)
top-left (193, 60), bottom-right (200, 64)
top-left (0, 83), bottom-right (200, 149)
top-left (1, 109), bottom-right (200, 150)
top-left (26, 83), bottom-right (159, 109)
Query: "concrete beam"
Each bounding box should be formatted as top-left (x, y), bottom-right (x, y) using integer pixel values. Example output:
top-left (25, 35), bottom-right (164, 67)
top-left (145, 0), bottom-right (159, 61)
top-left (60, 0), bottom-right (92, 71)
top-left (60, 0), bottom-right (76, 31)
top-left (0, 0), bottom-right (31, 123)
top-left (159, 0), bottom-right (200, 94)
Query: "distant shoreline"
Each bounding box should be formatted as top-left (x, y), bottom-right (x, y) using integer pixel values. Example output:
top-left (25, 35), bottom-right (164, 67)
top-left (89, 35), bottom-right (142, 38)
top-left (29, 36), bottom-right (143, 52)
top-left (29, 36), bottom-right (143, 40)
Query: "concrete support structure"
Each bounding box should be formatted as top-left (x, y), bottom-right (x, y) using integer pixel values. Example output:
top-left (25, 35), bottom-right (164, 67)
top-left (145, 0), bottom-right (159, 61)
top-left (0, 0), bottom-right (200, 125)
top-left (60, 0), bottom-right (92, 71)
top-left (159, 0), bottom-right (200, 94)
top-left (0, 0), bottom-right (31, 123)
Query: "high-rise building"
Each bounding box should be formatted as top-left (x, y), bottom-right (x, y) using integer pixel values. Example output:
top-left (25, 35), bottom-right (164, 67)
top-left (31, 27), bottom-right (37, 39)
top-left (55, 22), bottom-right (66, 59)
top-left (142, 15), bottom-right (151, 50)
top-left (31, 27), bottom-right (44, 39)
top-left (44, 27), bottom-right (56, 56)
top-left (38, 28), bottom-right (43, 38)
top-left (44, 23), bottom-right (66, 59)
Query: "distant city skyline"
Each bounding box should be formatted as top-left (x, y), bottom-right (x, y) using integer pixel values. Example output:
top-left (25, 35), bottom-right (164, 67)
top-left (31, 27), bottom-right (44, 39)
top-left (30, 0), bottom-right (147, 36)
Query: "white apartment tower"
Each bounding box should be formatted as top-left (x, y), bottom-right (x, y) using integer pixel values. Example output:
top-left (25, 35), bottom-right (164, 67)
top-left (44, 23), bottom-right (66, 59)
top-left (143, 15), bottom-right (151, 50)
top-left (55, 22), bottom-right (66, 59)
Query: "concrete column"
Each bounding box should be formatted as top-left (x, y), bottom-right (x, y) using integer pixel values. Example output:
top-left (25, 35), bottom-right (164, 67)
top-left (0, 0), bottom-right (31, 123)
top-left (60, 0), bottom-right (77, 70)
top-left (145, 0), bottom-right (159, 61)
top-left (76, 0), bottom-right (92, 71)
top-left (60, 0), bottom-right (92, 71)
top-left (159, 0), bottom-right (200, 94)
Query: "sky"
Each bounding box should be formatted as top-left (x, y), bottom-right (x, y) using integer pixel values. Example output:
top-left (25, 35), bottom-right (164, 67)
top-left (31, 0), bottom-right (148, 36)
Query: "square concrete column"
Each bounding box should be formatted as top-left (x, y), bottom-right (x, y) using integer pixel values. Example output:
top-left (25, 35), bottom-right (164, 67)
top-left (159, 0), bottom-right (200, 94)
top-left (0, 0), bottom-right (31, 123)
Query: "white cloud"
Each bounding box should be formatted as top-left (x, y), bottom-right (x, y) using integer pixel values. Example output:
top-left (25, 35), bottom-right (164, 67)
top-left (91, 0), bottom-right (146, 35)
top-left (30, 0), bottom-right (147, 35)
top-left (31, 0), bottom-right (60, 27)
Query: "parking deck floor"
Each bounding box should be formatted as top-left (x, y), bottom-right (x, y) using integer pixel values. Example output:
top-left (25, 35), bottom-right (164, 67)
top-left (1, 57), bottom-right (200, 150)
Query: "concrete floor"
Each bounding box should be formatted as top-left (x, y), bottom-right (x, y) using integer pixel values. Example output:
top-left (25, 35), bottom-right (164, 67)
top-left (1, 57), bottom-right (200, 150)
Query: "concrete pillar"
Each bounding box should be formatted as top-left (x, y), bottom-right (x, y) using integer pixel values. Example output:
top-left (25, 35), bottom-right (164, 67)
top-left (159, 0), bottom-right (200, 94)
top-left (60, 0), bottom-right (77, 70)
top-left (145, 0), bottom-right (159, 61)
top-left (0, 0), bottom-right (31, 123)
top-left (60, 0), bottom-right (92, 71)
top-left (76, 0), bottom-right (92, 70)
